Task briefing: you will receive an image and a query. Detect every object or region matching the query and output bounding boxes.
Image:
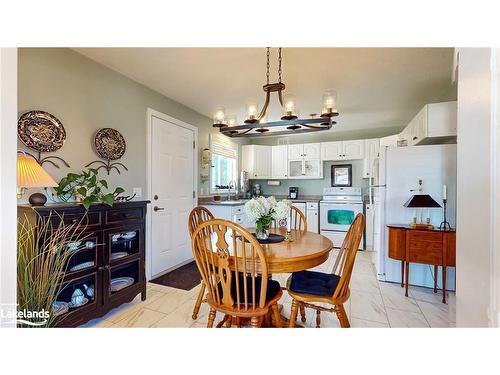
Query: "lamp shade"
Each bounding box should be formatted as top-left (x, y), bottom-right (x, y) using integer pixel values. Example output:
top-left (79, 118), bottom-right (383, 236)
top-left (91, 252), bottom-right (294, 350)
top-left (17, 154), bottom-right (58, 188)
top-left (403, 194), bottom-right (442, 208)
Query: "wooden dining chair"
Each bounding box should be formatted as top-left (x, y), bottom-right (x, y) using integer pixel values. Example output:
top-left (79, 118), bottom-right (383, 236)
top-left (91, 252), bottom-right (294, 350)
top-left (274, 204), bottom-right (308, 232)
top-left (188, 206), bottom-right (214, 320)
top-left (191, 219), bottom-right (283, 328)
top-left (286, 213), bottom-right (365, 328)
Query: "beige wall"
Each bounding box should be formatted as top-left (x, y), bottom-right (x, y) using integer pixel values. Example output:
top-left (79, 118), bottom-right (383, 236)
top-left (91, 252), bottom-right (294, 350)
top-left (18, 48), bottom-right (225, 200)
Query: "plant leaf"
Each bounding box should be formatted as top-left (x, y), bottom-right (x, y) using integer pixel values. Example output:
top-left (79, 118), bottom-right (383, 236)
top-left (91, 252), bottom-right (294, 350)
top-left (102, 193), bottom-right (114, 206)
top-left (77, 187), bottom-right (87, 197)
top-left (100, 180), bottom-right (108, 189)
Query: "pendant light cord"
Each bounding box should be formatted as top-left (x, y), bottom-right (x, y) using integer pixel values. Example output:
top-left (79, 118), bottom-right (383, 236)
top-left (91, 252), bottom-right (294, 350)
top-left (266, 47), bottom-right (270, 85)
top-left (265, 47), bottom-right (283, 84)
top-left (278, 47), bottom-right (282, 83)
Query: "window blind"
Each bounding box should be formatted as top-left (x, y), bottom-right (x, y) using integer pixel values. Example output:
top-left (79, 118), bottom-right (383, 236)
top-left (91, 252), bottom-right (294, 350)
top-left (210, 135), bottom-right (238, 159)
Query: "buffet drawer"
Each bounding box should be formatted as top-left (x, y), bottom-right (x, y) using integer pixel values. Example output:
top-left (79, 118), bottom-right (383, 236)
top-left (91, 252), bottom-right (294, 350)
top-left (105, 206), bottom-right (145, 225)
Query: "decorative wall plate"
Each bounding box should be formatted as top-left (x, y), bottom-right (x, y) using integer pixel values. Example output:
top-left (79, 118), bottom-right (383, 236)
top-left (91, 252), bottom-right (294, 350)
top-left (18, 110), bottom-right (67, 152)
top-left (93, 128), bottom-right (126, 160)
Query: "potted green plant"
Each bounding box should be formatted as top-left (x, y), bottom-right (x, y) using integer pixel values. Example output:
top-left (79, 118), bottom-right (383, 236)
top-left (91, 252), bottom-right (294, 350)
top-left (55, 168), bottom-right (124, 210)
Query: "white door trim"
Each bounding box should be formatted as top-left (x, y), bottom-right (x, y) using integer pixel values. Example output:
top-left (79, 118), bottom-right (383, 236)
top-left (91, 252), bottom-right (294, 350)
top-left (145, 108), bottom-right (198, 281)
top-left (0, 48), bottom-right (18, 328)
top-left (490, 48), bottom-right (500, 327)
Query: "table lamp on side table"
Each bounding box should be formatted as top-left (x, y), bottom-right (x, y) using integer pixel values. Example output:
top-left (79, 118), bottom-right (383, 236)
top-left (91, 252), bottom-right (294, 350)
top-left (403, 194), bottom-right (442, 229)
top-left (17, 153), bottom-right (58, 205)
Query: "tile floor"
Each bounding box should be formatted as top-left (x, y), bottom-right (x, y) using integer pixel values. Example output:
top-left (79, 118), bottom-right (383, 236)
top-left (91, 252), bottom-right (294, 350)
top-left (81, 250), bottom-right (456, 328)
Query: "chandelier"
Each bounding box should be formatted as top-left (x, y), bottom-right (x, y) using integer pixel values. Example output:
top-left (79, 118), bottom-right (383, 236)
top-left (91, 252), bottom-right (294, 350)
top-left (212, 47), bottom-right (339, 137)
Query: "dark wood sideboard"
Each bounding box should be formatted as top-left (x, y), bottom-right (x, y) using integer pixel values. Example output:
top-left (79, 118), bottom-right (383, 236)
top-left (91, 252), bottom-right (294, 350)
top-left (387, 224), bottom-right (456, 304)
top-left (18, 200), bottom-right (150, 327)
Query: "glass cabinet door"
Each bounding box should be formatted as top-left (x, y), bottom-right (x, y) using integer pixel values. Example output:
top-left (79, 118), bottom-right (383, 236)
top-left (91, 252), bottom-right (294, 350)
top-left (64, 232), bottom-right (101, 276)
top-left (106, 259), bottom-right (141, 302)
top-left (54, 272), bottom-right (99, 322)
top-left (105, 225), bottom-right (143, 264)
top-left (304, 160), bottom-right (321, 178)
top-left (288, 160), bottom-right (303, 177)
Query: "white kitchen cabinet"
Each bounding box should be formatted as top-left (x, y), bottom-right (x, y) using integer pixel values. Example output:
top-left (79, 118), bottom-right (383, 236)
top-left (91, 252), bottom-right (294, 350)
top-left (288, 159), bottom-right (322, 179)
top-left (321, 140), bottom-right (365, 161)
top-left (288, 144), bottom-right (303, 159)
top-left (241, 145), bottom-right (272, 179)
top-left (321, 141), bottom-right (343, 161)
top-left (306, 202), bottom-right (319, 233)
top-left (202, 204), bottom-right (255, 228)
top-left (343, 140), bottom-right (365, 159)
top-left (288, 143), bottom-right (320, 160)
top-left (271, 145), bottom-right (288, 179)
top-left (292, 202), bottom-right (306, 216)
top-left (400, 101), bottom-right (457, 146)
top-left (303, 143), bottom-right (321, 159)
top-left (362, 138), bottom-right (380, 178)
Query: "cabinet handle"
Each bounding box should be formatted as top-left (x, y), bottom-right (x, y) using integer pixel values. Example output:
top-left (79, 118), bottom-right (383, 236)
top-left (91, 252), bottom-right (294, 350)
top-left (153, 206), bottom-right (164, 212)
top-left (98, 266), bottom-right (104, 271)
top-left (413, 136), bottom-right (418, 140)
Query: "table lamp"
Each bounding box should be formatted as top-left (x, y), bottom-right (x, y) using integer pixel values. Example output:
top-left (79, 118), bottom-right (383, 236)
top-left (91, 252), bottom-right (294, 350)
top-left (17, 153), bottom-right (58, 205)
top-left (403, 194), bottom-right (442, 229)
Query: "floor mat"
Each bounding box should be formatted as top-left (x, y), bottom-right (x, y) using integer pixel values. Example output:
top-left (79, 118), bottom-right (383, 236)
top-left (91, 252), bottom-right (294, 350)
top-left (150, 261), bottom-right (201, 291)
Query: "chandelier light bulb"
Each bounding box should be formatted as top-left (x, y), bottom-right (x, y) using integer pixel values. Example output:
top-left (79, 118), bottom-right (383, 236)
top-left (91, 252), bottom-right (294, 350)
top-left (226, 115), bottom-right (237, 127)
top-left (322, 90), bottom-right (338, 116)
top-left (245, 100), bottom-right (259, 123)
top-left (213, 106), bottom-right (226, 125)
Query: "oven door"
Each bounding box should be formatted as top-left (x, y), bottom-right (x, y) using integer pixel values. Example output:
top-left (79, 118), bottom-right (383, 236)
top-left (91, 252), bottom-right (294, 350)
top-left (320, 202), bottom-right (363, 232)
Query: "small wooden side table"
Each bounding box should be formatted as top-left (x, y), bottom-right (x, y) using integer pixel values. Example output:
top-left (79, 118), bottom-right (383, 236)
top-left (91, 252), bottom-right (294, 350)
top-left (387, 225), bottom-right (456, 303)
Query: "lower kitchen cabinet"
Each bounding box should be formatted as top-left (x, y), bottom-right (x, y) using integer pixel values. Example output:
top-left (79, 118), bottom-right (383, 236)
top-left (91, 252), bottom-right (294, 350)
top-left (202, 203), bottom-right (255, 228)
top-left (17, 201), bottom-right (149, 327)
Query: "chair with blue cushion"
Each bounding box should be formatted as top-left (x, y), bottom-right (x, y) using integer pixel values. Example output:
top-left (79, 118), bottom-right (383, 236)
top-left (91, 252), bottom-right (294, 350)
top-left (191, 219), bottom-right (283, 328)
top-left (286, 213), bottom-right (365, 328)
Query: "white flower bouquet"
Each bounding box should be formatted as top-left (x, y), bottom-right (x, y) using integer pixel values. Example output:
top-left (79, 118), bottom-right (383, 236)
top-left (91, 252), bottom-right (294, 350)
top-left (245, 196), bottom-right (291, 239)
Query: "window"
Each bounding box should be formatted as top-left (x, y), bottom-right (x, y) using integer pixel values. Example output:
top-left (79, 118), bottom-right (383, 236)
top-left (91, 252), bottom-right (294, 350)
top-left (210, 135), bottom-right (238, 193)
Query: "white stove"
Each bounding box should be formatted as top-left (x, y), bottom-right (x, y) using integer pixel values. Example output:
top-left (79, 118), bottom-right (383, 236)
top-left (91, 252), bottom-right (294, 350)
top-left (320, 187), bottom-right (364, 249)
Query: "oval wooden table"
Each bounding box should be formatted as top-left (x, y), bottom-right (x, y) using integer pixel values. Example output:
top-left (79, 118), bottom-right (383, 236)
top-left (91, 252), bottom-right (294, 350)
top-left (251, 227), bottom-right (334, 274)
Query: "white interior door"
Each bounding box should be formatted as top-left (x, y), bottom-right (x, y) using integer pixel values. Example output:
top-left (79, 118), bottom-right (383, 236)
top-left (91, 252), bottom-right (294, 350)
top-left (150, 114), bottom-right (195, 277)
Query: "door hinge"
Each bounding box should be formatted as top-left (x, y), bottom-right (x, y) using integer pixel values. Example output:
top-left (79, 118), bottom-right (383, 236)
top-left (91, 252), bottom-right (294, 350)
top-left (193, 140), bottom-right (196, 149)
top-left (193, 190), bottom-right (196, 198)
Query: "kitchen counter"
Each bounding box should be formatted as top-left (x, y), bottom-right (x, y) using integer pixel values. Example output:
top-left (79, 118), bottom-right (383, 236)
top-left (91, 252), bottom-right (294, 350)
top-left (273, 195), bottom-right (323, 203)
top-left (198, 197), bottom-right (249, 206)
top-left (198, 195), bottom-right (322, 206)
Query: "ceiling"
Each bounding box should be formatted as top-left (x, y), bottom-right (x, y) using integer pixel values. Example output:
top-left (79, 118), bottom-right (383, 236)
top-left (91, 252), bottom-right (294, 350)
top-left (74, 48), bottom-right (455, 135)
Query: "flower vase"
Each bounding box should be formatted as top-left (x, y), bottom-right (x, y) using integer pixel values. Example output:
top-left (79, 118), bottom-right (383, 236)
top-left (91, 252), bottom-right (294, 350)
top-left (255, 227), bottom-right (270, 240)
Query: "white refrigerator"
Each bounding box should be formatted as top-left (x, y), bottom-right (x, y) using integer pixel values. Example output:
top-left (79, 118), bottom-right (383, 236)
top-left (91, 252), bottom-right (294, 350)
top-left (372, 144), bottom-right (457, 290)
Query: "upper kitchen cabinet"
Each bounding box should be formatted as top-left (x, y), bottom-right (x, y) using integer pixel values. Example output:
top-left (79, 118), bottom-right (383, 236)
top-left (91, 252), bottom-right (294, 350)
top-left (241, 145), bottom-right (272, 179)
top-left (400, 101), bottom-right (457, 146)
top-left (343, 140), bottom-right (365, 159)
top-left (288, 143), bottom-right (321, 160)
top-left (362, 138), bottom-right (380, 178)
top-left (321, 140), bottom-right (365, 161)
top-left (271, 145), bottom-right (288, 179)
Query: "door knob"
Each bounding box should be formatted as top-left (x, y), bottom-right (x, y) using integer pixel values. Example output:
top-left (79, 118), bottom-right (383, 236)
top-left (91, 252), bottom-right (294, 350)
top-left (153, 206), bottom-right (165, 212)
top-left (153, 195), bottom-right (158, 200)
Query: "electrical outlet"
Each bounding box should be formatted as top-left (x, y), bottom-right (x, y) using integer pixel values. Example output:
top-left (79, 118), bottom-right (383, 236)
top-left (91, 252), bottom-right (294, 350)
top-left (133, 187), bottom-right (142, 198)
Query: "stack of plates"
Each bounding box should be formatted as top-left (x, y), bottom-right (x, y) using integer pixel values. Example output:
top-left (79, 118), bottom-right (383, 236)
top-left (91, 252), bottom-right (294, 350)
top-left (121, 232), bottom-right (137, 240)
top-left (111, 251), bottom-right (128, 260)
top-left (52, 301), bottom-right (69, 317)
top-left (69, 261), bottom-right (94, 272)
top-left (110, 277), bottom-right (134, 292)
